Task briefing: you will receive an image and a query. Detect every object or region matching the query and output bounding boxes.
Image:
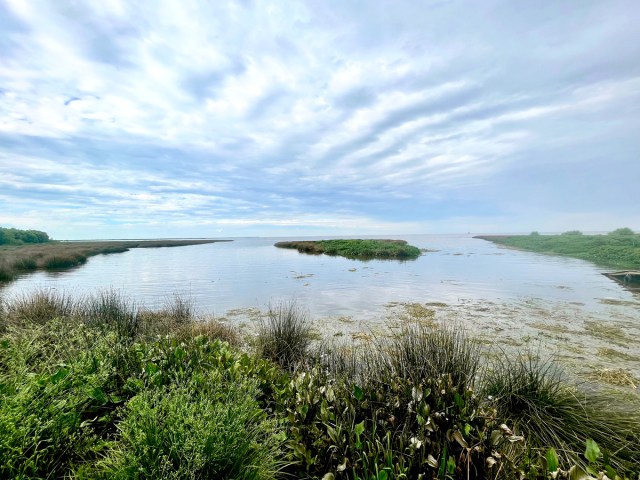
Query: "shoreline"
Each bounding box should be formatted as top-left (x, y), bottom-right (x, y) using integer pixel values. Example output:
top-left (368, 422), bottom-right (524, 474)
top-left (0, 239), bottom-right (230, 282)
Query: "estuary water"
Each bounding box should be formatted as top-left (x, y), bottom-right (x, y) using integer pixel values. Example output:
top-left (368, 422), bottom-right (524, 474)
top-left (2, 235), bottom-right (639, 382)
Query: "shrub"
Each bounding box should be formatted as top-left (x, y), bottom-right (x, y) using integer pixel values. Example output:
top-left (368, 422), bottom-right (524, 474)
top-left (561, 230), bottom-right (583, 236)
top-left (256, 301), bottom-right (311, 371)
top-left (609, 227), bottom-right (635, 236)
top-left (91, 379), bottom-right (285, 480)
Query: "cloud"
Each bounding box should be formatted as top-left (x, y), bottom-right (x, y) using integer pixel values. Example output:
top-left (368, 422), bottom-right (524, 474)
top-left (1, 0), bottom-right (639, 238)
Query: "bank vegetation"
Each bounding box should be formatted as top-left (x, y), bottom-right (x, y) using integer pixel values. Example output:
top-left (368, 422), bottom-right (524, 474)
top-left (1, 290), bottom-right (638, 479)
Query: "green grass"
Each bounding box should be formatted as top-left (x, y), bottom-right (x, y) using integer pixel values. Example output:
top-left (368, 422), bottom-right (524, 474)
top-left (483, 350), bottom-right (640, 472)
top-left (274, 239), bottom-right (422, 260)
top-left (475, 228), bottom-right (640, 270)
top-left (1, 291), bottom-right (639, 479)
top-left (256, 301), bottom-right (312, 371)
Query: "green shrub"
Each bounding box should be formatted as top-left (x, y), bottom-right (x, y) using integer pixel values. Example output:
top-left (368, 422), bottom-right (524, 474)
top-left (91, 379), bottom-right (285, 480)
top-left (609, 227), bottom-right (635, 236)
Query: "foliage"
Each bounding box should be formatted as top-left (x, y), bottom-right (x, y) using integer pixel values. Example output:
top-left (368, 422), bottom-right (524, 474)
top-left (483, 350), bottom-right (640, 475)
top-left (0, 227), bottom-right (50, 245)
top-left (477, 230), bottom-right (640, 269)
top-left (1, 291), bottom-right (639, 479)
top-left (0, 293), bottom-right (286, 479)
top-left (274, 239), bottom-right (422, 260)
top-left (609, 227), bottom-right (635, 236)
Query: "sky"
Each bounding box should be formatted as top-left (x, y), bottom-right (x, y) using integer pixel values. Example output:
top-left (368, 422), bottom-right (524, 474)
top-left (1, 0), bottom-right (639, 239)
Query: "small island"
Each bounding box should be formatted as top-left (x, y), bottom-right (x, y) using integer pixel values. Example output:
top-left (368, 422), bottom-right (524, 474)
top-left (274, 239), bottom-right (422, 260)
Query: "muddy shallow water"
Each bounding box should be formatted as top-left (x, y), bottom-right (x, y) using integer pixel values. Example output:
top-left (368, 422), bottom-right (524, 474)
top-left (2, 234), bottom-right (639, 390)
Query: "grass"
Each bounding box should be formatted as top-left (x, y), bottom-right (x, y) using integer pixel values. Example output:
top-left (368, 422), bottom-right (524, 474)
top-left (274, 238), bottom-right (422, 260)
top-left (483, 350), bottom-right (640, 473)
top-left (256, 301), bottom-right (312, 371)
top-left (0, 239), bottom-right (227, 282)
top-left (1, 291), bottom-right (639, 479)
top-left (475, 229), bottom-right (640, 270)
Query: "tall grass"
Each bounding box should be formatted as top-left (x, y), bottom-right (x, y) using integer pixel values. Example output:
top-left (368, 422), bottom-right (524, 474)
top-left (483, 350), bottom-right (640, 473)
top-left (79, 290), bottom-right (140, 339)
top-left (256, 301), bottom-right (311, 371)
top-left (3, 288), bottom-right (76, 325)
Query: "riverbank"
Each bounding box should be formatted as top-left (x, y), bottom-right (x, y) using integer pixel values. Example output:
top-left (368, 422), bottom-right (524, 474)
top-left (475, 230), bottom-right (640, 270)
top-left (0, 239), bottom-right (228, 282)
top-left (1, 290), bottom-right (638, 479)
top-left (274, 238), bottom-right (422, 260)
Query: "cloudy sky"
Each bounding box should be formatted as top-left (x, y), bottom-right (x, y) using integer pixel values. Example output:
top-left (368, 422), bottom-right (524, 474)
top-left (1, 0), bottom-right (639, 239)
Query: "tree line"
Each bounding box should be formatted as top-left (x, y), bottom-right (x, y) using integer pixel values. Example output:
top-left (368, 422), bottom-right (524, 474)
top-left (0, 227), bottom-right (50, 245)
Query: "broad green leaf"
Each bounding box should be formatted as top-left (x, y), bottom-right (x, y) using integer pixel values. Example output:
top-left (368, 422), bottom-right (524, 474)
top-left (354, 421), bottom-right (365, 436)
top-left (545, 447), bottom-right (559, 472)
top-left (585, 438), bottom-right (601, 463)
top-left (88, 386), bottom-right (108, 406)
top-left (50, 368), bottom-right (69, 384)
top-left (353, 385), bottom-right (364, 401)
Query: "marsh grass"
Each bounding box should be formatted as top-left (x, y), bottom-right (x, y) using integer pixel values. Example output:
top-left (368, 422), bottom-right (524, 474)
top-left (385, 321), bottom-right (481, 390)
top-left (256, 301), bottom-right (311, 371)
top-left (0, 239), bottom-right (222, 281)
top-left (79, 290), bottom-right (140, 339)
top-left (4, 288), bottom-right (76, 325)
top-left (274, 238), bottom-right (422, 260)
top-left (483, 350), bottom-right (640, 473)
top-left (476, 230), bottom-right (640, 270)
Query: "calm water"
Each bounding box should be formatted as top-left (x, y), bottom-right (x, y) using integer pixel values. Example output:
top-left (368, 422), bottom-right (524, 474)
top-left (3, 235), bottom-right (640, 379)
top-left (1, 234), bottom-right (637, 316)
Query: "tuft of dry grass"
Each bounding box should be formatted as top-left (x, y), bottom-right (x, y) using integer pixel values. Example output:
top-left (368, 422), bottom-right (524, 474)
top-left (4, 289), bottom-right (76, 325)
top-left (174, 318), bottom-right (240, 345)
top-left (256, 301), bottom-right (311, 371)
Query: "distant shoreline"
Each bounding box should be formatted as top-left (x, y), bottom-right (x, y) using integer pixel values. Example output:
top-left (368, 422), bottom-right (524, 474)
top-left (474, 232), bottom-right (640, 272)
top-left (0, 239), bottom-right (230, 282)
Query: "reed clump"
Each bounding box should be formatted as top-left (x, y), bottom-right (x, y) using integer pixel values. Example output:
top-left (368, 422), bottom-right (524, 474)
top-left (256, 301), bottom-right (312, 371)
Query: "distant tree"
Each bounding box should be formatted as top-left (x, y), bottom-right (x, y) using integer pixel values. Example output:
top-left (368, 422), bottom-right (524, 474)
top-left (608, 227), bottom-right (635, 236)
top-left (561, 230), bottom-right (583, 236)
top-left (529, 231), bottom-right (540, 236)
top-left (0, 227), bottom-right (50, 245)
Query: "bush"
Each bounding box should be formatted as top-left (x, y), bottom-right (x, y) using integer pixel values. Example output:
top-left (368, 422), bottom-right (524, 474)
top-left (91, 379), bottom-right (284, 480)
top-left (256, 301), bottom-right (311, 371)
top-left (609, 227), bottom-right (635, 236)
